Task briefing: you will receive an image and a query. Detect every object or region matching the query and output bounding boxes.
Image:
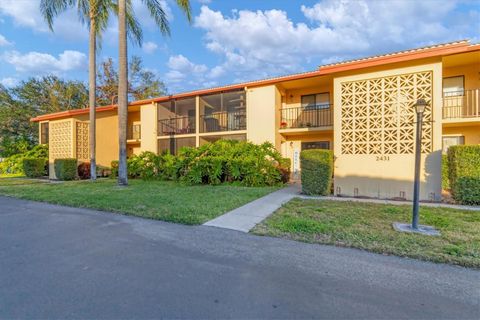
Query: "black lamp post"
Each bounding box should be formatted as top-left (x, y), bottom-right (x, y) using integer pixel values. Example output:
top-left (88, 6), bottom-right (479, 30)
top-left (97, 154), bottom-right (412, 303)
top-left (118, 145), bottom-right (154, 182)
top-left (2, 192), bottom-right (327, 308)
top-left (412, 98), bottom-right (427, 230)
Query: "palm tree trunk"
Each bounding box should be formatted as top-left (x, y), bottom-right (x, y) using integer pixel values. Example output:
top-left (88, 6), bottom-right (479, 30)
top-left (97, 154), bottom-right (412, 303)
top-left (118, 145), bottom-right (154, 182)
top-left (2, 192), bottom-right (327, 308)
top-left (117, 0), bottom-right (128, 186)
top-left (89, 7), bottom-right (97, 181)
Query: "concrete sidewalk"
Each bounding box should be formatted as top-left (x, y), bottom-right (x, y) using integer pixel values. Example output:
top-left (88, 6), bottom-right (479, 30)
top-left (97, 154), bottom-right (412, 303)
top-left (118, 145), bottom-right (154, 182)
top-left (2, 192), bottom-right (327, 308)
top-left (203, 184), bottom-right (300, 232)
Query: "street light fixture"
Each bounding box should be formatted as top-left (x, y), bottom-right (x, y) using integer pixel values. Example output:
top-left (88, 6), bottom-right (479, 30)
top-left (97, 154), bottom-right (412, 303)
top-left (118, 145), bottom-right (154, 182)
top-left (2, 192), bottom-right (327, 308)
top-left (412, 98), bottom-right (428, 229)
top-left (393, 98), bottom-right (440, 236)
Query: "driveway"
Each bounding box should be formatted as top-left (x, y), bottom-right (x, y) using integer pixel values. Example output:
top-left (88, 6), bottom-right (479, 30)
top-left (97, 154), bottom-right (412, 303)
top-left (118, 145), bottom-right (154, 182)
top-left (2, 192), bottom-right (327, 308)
top-left (0, 196), bottom-right (478, 319)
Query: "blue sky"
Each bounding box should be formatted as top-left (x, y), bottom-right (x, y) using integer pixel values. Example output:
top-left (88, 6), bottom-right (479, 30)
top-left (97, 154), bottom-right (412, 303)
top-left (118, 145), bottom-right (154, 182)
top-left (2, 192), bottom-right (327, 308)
top-left (0, 0), bottom-right (479, 95)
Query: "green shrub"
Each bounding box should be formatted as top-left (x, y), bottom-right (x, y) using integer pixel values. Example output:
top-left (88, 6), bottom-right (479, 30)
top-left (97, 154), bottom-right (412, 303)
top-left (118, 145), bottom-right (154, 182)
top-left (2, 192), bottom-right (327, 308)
top-left (454, 177), bottom-right (480, 205)
top-left (448, 145), bottom-right (480, 204)
top-left (300, 149), bottom-right (333, 195)
top-left (77, 162), bottom-right (91, 179)
top-left (54, 158), bottom-right (77, 180)
top-left (176, 140), bottom-right (287, 187)
top-left (110, 161), bottom-right (119, 178)
top-left (442, 154), bottom-right (449, 190)
top-left (0, 144), bottom-right (48, 175)
top-left (22, 158), bottom-right (47, 178)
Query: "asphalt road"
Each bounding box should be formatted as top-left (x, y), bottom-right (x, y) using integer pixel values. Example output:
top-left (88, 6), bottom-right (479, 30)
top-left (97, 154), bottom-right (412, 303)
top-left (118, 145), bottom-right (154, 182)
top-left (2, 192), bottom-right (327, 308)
top-left (0, 196), bottom-right (478, 319)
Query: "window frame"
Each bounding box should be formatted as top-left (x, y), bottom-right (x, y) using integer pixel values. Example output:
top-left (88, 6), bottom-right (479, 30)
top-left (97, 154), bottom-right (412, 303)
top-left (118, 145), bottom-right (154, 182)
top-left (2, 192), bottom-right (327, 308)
top-left (301, 92), bottom-right (330, 110)
top-left (442, 75), bottom-right (465, 97)
top-left (301, 141), bottom-right (330, 151)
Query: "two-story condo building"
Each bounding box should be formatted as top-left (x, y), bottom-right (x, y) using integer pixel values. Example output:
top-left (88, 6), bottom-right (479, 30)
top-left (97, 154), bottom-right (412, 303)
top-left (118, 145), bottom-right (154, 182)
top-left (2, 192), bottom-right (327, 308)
top-left (32, 40), bottom-right (480, 201)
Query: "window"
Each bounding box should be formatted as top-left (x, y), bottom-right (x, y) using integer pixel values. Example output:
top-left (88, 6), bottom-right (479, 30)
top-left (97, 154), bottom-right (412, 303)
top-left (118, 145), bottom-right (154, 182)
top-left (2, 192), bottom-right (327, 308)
top-left (301, 141), bottom-right (330, 150)
top-left (442, 136), bottom-right (464, 154)
top-left (301, 93), bottom-right (330, 110)
top-left (443, 76), bottom-right (464, 97)
top-left (40, 122), bottom-right (49, 144)
top-left (199, 134), bottom-right (246, 146)
top-left (158, 137), bottom-right (196, 155)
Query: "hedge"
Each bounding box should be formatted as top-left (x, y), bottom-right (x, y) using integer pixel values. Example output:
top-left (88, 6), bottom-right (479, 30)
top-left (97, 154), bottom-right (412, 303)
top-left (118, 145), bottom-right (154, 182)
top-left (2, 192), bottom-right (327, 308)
top-left (54, 158), bottom-right (78, 181)
top-left (0, 144), bottom-right (48, 175)
top-left (22, 158), bottom-right (47, 178)
top-left (300, 149), bottom-right (333, 195)
top-left (441, 154), bottom-right (449, 190)
top-left (447, 145), bottom-right (480, 205)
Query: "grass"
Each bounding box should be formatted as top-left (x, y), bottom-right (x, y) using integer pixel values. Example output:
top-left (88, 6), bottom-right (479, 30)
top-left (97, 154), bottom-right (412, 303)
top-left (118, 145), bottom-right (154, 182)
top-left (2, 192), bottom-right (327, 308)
top-left (252, 198), bottom-right (480, 268)
top-left (0, 178), bottom-right (279, 225)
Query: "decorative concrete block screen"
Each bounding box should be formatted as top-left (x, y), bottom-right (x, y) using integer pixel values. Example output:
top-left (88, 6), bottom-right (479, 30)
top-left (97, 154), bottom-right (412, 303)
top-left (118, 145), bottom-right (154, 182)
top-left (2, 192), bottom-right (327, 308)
top-left (50, 120), bottom-right (73, 159)
top-left (340, 71), bottom-right (433, 156)
top-left (76, 121), bottom-right (89, 161)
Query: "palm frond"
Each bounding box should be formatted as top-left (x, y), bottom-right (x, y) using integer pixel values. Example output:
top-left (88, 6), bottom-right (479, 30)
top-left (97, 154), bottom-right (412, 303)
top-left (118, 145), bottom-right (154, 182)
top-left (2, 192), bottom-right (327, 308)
top-left (39, 0), bottom-right (76, 31)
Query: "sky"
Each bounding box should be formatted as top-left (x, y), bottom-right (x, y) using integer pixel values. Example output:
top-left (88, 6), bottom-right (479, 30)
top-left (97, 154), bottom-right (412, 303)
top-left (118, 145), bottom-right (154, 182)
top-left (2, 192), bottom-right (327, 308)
top-left (0, 0), bottom-right (479, 95)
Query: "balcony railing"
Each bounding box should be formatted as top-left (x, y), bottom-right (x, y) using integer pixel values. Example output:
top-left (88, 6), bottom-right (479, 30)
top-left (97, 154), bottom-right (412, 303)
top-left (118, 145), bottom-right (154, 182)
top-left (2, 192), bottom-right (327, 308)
top-left (158, 116), bottom-right (196, 136)
top-left (280, 105), bottom-right (333, 129)
top-left (443, 89), bottom-right (480, 119)
top-left (200, 109), bottom-right (246, 133)
top-left (127, 124), bottom-right (141, 140)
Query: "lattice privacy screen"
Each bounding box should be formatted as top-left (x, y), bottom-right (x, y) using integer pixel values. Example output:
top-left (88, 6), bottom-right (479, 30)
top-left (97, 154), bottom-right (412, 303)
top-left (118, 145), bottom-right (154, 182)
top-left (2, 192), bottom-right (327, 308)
top-left (50, 120), bottom-right (72, 159)
top-left (340, 71), bottom-right (433, 155)
top-left (76, 122), bottom-right (89, 161)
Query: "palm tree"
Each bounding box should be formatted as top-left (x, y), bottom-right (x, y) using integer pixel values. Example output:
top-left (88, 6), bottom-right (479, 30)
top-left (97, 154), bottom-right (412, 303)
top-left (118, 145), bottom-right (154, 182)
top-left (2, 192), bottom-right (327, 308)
top-left (40, 0), bottom-right (142, 181)
top-left (117, 0), bottom-right (191, 186)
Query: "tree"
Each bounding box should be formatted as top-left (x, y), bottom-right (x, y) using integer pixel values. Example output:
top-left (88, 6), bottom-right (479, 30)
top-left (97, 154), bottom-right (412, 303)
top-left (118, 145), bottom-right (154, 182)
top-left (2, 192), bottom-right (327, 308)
top-left (40, 0), bottom-right (141, 181)
top-left (117, 0), bottom-right (191, 186)
top-left (0, 78), bottom-right (89, 157)
top-left (96, 56), bottom-right (167, 106)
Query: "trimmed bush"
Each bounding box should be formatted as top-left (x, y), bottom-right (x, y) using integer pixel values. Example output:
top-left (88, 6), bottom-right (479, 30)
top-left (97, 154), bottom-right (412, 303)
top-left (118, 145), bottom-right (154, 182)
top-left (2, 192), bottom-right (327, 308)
top-left (22, 158), bottom-right (47, 178)
top-left (78, 162), bottom-right (91, 179)
top-left (447, 145), bottom-right (480, 204)
top-left (455, 177), bottom-right (480, 205)
top-left (442, 154), bottom-right (450, 190)
top-left (300, 149), bottom-right (333, 195)
top-left (54, 158), bottom-right (77, 181)
top-left (0, 144), bottom-right (48, 175)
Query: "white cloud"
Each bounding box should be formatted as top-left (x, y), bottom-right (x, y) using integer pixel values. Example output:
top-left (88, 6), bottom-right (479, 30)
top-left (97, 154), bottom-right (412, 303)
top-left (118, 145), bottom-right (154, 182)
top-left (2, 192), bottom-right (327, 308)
top-left (0, 33), bottom-right (12, 46)
top-left (190, 1), bottom-right (479, 88)
top-left (3, 50), bottom-right (87, 74)
top-left (165, 54), bottom-right (213, 92)
top-left (142, 41), bottom-right (158, 54)
top-left (0, 77), bottom-right (19, 87)
top-left (0, 0), bottom-right (88, 40)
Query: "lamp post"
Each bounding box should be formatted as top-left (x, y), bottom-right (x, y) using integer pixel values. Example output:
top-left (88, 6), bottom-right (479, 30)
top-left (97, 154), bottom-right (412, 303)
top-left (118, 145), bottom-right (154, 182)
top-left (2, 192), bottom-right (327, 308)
top-left (412, 98), bottom-right (427, 230)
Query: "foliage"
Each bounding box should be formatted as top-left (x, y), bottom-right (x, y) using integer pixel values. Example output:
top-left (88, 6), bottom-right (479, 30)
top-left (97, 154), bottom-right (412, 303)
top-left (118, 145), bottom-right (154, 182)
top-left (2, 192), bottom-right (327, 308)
top-left (111, 141), bottom-right (289, 186)
top-left (22, 158), bottom-right (47, 178)
top-left (442, 154), bottom-right (449, 190)
top-left (54, 158), bottom-right (78, 181)
top-left (447, 145), bottom-right (480, 204)
top-left (0, 77), bottom-right (88, 156)
top-left (111, 160), bottom-right (119, 178)
top-left (0, 145), bottom-right (49, 175)
top-left (454, 177), bottom-right (480, 205)
top-left (96, 56), bottom-right (168, 105)
top-left (176, 140), bottom-right (288, 187)
top-left (253, 198), bottom-right (480, 268)
top-left (300, 149), bottom-right (333, 195)
top-left (78, 162), bottom-right (91, 180)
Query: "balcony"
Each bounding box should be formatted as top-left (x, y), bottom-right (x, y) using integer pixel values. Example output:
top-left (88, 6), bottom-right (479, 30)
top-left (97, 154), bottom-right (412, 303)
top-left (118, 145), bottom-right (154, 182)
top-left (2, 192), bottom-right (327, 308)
top-left (443, 89), bottom-right (480, 120)
top-left (280, 105), bottom-right (333, 130)
top-left (127, 124), bottom-right (141, 140)
top-left (200, 110), bottom-right (246, 133)
top-left (158, 116), bottom-right (195, 136)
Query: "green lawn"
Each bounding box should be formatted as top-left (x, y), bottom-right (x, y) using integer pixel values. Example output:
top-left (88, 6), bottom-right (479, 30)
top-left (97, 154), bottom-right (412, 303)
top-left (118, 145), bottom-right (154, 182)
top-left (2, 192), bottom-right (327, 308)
top-left (0, 178), bottom-right (278, 225)
top-left (252, 198), bottom-right (480, 268)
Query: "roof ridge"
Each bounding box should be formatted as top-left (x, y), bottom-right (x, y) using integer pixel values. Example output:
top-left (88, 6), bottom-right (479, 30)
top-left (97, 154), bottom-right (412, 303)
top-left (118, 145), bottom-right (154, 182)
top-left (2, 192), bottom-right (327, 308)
top-left (319, 40), bottom-right (470, 69)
